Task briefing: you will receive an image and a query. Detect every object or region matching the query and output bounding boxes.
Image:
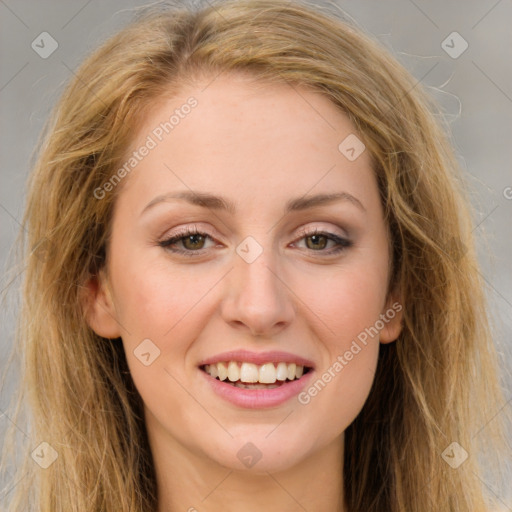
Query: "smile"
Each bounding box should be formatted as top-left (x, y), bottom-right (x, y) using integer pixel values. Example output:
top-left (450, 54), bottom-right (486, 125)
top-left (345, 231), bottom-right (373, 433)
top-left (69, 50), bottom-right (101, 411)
top-left (198, 350), bottom-right (315, 408)
top-left (201, 361), bottom-right (312, 389)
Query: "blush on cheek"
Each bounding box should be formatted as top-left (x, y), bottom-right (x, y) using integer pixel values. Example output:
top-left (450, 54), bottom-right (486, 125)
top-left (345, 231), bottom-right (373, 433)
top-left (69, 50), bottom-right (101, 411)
top-left (308, 263), bottom-right (388, 326)
top-left (308, 342), bottom-right (379, 433)
top-left (314, 296), bottom-right (385, 349)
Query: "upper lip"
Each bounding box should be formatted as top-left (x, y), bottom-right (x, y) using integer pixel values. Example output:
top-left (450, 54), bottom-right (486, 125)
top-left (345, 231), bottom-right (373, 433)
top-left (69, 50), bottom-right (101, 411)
top-left (198, 350), bottom-right (315, 369)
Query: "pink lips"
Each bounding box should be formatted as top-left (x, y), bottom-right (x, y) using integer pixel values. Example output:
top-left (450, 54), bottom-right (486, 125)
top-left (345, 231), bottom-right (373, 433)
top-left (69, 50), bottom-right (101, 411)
top-left (198, 349), bottom-right (315, 368)
top-left (198, 350), bottom-right (315, 409)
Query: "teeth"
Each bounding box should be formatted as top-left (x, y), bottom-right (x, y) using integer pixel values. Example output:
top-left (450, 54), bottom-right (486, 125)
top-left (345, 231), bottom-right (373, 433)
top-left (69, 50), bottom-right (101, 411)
top-left (207, 364), bottom-right (218, 379)
top-left (259, 363), bottom-right (277, 384)
top-left (217, 362), bottom-right (228, 381)
top-left (276, 362), bottom-right (288, 381)
top-left (240, 362), bottom-right (259, 383)
top-left (203, 361), bottom-right (308, 384)
top-left (227, 361), bottom-right (240, 382)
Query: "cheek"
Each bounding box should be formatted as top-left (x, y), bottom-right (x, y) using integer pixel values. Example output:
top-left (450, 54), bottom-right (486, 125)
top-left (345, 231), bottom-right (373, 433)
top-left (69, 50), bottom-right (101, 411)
top-left (298, 304), bottom-right (381, 439)
top-left (302, 349), bottom-right (379, 447)
top-left (110, 250), bottom-right (208, 340)
top-left (297, 260), bottom-right (388, 348)
top-left (293, 262), bottom-right (387, 425)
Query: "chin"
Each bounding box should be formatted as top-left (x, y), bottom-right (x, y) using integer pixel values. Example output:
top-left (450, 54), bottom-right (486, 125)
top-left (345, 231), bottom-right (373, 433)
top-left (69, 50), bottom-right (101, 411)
top-left (203, 431), bottom-right (316, 474)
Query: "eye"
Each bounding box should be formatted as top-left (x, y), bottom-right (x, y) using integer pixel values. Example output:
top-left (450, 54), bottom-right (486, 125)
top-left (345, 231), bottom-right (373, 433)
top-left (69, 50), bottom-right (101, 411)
top-left (158, 226), bottom-right (352, 258)
top-left (293, 228), bottom-right (352, 255)
top-left (158, 226), bottom-right (217, 256)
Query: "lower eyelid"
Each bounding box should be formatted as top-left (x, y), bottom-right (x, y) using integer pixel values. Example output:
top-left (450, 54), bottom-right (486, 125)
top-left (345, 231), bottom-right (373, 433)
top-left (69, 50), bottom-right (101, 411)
top-left (159, 230), bottom-right (351, 254)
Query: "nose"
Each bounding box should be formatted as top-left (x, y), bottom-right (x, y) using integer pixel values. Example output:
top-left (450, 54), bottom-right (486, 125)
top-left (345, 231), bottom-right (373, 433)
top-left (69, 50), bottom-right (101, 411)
top-left (220, 248), bottom-right (296, 337)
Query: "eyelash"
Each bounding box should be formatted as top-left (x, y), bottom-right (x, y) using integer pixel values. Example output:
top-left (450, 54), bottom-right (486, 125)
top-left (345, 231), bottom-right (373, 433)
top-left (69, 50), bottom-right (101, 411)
top-left (158, 226), bottom-right (352, 258)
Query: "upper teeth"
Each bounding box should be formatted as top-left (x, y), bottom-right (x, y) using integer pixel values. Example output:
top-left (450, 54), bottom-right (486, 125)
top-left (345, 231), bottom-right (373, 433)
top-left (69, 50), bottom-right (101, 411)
top-left (203, 361), bottom-right (305, 384)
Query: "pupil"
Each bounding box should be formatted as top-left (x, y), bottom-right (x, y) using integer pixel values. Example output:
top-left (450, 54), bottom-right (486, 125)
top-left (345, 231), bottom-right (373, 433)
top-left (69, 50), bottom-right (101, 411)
top-left (184, 234), bottom-right (204, 250)
top-left (307, 234), bottom-right (327, 250)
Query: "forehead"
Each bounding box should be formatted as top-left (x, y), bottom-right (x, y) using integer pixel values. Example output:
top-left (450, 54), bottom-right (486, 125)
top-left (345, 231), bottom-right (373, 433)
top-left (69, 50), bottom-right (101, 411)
top-left (117, 74), bottom-right (378, 213)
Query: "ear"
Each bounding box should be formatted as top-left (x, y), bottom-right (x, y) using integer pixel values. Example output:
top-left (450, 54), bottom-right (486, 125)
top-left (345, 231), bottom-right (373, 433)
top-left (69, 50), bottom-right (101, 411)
top-left (379, 289), bottom-right (403, 344)
top-left (82, 270), bottom-right (122, 339)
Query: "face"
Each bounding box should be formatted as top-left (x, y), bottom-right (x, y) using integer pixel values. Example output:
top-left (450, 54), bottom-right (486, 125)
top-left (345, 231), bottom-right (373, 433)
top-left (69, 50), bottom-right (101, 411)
top-left (87, 74), bottom-right (402, 474)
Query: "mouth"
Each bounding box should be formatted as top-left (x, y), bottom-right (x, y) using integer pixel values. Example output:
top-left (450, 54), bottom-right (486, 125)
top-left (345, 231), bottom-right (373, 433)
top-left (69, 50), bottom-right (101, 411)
top-left (200, 361), bottom-right (313, 389)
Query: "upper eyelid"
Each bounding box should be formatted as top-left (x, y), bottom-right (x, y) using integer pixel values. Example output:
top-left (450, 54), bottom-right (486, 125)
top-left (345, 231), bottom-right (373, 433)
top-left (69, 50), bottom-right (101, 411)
top-left (160, 226), bottom-right (349, 249)
top-left (161, 226), bottom-right (344, 240)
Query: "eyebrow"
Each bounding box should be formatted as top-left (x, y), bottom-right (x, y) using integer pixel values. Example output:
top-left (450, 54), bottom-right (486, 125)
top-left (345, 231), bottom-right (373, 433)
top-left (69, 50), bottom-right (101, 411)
top-left (141, 190), bottom-right (366, 216)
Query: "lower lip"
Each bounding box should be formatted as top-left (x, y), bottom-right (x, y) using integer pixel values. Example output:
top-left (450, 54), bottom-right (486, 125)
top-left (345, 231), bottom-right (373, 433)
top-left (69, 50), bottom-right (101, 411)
top-left (200, 369), bottom-right (314, 409)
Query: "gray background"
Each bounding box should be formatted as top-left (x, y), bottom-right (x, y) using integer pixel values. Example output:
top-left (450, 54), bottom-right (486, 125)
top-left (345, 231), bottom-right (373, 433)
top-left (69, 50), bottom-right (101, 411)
top-left (1, 0), bottom-right (511, 508)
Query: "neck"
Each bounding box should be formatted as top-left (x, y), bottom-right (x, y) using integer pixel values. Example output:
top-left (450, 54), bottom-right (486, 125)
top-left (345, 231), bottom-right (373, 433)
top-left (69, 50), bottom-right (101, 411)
top-left (148, 420), bottom-right (346, 512)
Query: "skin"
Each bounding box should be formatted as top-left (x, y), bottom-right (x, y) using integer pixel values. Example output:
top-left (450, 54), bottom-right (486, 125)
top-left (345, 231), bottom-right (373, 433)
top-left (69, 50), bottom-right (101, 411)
top-left (86, 74), bottom-right (402, 512)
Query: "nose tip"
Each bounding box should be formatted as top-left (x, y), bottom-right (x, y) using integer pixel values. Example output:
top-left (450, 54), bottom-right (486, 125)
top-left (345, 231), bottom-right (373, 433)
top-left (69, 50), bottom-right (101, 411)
top-left (220, 257), bottom-right (295, 337)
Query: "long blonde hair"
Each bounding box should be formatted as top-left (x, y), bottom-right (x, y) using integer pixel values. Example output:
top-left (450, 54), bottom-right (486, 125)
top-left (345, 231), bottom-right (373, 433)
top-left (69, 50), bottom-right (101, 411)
top-left (1, 0), bottom-right (508, 510)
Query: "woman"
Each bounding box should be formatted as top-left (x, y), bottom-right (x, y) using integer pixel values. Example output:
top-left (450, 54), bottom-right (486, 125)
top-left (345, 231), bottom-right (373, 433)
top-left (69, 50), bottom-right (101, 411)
top-left (1, 0), bottom-right (508, 510)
